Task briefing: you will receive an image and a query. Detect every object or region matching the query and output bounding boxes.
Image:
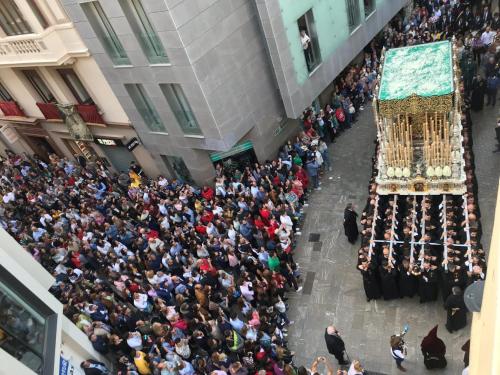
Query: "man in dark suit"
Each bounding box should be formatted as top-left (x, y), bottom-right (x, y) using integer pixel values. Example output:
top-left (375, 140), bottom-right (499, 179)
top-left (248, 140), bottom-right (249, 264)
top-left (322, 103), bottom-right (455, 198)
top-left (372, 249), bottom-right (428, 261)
top-left (482, 5), bottom-right (493, 27)
top-left (324, 325), bottom-right (348, 365)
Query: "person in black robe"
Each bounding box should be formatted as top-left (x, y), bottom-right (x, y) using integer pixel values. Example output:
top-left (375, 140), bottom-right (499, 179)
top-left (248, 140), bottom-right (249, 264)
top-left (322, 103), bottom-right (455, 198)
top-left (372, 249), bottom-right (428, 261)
top-left (324, 326), bottom-right (348, 365)
top-left (344, 203), bottom-right (359, 244)
top-left (444, 286), bottom-right (468, 333)
top-left (420, 325), bottom-right (447, 369)
top-left (471, 75), bottom-right (486, 111)
top-left (441, 264), bottom-right (467, 304)
top-left (358, 260), bottom-right (381, 301)
top-left (398, 259), bottom-right (418, 298)
top-left (419, 263), bottom-right (439, 303)
top-left (379, 261), bottom-right (399, 300)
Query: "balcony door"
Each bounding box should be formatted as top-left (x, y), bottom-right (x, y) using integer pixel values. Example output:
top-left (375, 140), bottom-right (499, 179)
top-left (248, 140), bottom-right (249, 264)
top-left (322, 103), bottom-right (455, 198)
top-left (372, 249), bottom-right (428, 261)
top-left (21, 70), bottom-right (56, 103)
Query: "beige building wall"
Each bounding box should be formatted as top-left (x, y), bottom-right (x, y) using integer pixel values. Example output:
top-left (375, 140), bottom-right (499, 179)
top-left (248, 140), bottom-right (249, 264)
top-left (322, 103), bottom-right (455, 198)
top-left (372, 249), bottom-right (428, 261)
top-left (0, 0), bottom-right (161, 176)
top-left (469, 179), bottom-right (500, 375)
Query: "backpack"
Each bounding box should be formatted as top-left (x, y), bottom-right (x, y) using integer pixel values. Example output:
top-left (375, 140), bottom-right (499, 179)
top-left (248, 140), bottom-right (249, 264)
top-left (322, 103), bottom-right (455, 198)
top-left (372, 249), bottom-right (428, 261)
top-left (335, 107), bottom-right (345, 122)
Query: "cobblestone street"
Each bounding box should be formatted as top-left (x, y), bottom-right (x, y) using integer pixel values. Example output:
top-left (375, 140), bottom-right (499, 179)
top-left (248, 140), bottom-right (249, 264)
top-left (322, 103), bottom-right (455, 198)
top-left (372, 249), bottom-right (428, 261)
top-left (287, 102), bottom-right (499, 374)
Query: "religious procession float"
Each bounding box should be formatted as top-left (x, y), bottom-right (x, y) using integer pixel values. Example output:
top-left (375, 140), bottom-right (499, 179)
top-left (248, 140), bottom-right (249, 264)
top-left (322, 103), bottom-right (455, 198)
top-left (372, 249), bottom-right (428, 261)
top-left (374, 40), bottom-right (465, 195)
top-left (357, 40), bottom-right (486, 302)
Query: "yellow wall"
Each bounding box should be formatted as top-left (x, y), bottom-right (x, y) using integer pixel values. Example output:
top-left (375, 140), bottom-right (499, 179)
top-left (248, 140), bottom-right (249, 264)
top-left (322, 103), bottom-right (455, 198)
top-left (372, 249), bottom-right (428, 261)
top-left (469, 179), bottom-right (500, 375)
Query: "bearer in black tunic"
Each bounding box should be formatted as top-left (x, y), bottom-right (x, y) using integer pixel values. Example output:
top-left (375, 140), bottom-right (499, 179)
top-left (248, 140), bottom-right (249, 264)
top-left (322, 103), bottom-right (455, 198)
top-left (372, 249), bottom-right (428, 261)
top-left (398, 259), bottom-right (418, 298)
top-left (419, 262), bottom-right (439, 303)
top-left (379, 260), bottom-right (399, 300)
top-left (444, 286), bottom-right (468, 333)
top-left (358, 258), bottom-right (381, 301)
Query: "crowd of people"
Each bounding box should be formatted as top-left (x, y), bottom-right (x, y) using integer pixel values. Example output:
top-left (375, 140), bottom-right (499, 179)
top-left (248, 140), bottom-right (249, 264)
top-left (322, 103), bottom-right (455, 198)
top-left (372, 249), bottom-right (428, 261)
top-left (0, 1), bottom-right (496, 375)
top-left (0, 116), bottom-right (336, 374)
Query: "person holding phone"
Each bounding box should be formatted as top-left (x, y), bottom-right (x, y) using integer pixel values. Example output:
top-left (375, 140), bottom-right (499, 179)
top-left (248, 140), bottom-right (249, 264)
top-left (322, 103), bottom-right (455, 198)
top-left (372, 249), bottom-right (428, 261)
top-left (310, 356), bottom-right (335, 375)
top-left (390, 335), bottom-right (407, 372)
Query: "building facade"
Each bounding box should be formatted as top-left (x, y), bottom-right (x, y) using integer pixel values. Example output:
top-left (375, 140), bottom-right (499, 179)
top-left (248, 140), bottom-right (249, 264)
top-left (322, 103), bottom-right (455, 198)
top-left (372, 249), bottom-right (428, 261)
top-left (0, 0), bottom-right (409, 183)
top-left (469, 180), bottom-right (500, 374)
top-left (256, 0), bottom-right (410, 118)
top-left (0, 228), bottom-right (109, 375)
top-left (0, 0), bottom-right (160, 176)
top-left (60, 0), bottom-right (408, 184)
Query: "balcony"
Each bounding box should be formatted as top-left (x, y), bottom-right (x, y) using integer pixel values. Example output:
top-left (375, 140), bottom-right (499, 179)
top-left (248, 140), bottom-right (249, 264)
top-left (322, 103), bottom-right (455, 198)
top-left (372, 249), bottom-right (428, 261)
top-left (36, 102), bottom-right (105, 125)
top-left (0, 101), bottom-right (25, 117)
top-left (0, 24), bottom-right (89, 68)
top-left (76, 104), bottom-right (105, 125)
top-left (36, 102), bottom-right (61, 120)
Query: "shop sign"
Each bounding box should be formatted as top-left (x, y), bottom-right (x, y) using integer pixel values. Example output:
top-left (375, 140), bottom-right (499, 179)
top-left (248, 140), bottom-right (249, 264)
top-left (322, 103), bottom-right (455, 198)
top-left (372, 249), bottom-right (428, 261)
top-left (209, 140), bottom-right (254, 162)
top-left (0, 125), bottom-right (19, 144)
top-left (126, 137), bottom-right (140, 151)
top-left (94, 137), bottom-right (123, 146)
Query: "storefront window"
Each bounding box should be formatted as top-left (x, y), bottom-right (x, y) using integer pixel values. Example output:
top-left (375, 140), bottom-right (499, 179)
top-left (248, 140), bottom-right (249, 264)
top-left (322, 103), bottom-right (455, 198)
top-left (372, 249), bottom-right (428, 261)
top-left (0, 267), bottom-right (57, 374)
top-left (161, 155), bottom-right (194, 184)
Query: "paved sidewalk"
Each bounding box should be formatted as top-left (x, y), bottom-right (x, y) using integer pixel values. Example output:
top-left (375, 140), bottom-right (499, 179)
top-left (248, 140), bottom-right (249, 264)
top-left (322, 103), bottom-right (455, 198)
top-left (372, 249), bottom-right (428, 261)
top-left (286, 102), bottom-right (499, 374)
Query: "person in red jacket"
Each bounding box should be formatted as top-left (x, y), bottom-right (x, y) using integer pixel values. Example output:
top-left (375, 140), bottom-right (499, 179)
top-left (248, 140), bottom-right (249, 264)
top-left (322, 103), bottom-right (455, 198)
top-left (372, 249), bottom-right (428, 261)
top-left (295, 166), bottom-right (309, 189)
top-left (201, 185), bottom-right (214, 201)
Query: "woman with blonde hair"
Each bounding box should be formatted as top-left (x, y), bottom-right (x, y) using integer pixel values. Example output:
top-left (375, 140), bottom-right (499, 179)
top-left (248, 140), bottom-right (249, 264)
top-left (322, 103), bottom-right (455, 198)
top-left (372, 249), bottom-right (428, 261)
top-left (347, 359), bottom-right (365, 375)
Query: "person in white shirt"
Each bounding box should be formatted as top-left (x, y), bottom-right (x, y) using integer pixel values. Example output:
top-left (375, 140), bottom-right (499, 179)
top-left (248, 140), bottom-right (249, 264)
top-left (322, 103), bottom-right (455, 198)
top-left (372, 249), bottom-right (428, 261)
top-left (481, 26), bottom-right (496, 47)
top-left (279, 211), bottom-right (294, 233)
top-left (300, 29), bottom-right (312, 71)
top-left (133, 292), bottom-right (149, 311)
top-left (390, 335), bottom-right (407, 372)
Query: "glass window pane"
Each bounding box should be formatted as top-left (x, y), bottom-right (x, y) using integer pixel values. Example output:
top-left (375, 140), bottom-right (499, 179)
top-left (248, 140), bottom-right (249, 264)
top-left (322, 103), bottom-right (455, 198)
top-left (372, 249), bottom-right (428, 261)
top-left (161, 154), bottom-right (194, 184)
top-left (22, 70), bottom-right (56, 103)
top-left (119, 0), bottom-right (168, 64)
top-left (125, 84), bottom-right (166, 132)
top-left (364, 0), bottom-right (375, 17)
top-left (0, 279), bottom-right (46, 374)
top-left (26, 0), bottom-right (49, 29)
top-left (0, 0), bottom-right (33, 35)
top-left (346, 0), bottom-right (361, 31)
top-left (159, 84), bottom-right (202, 135)
top-left (58, 69), bottom-right (93, 104)
top-left (0, 82), bottom-right (13, 101)
top-left (81, 1), bottom-right (130, 66)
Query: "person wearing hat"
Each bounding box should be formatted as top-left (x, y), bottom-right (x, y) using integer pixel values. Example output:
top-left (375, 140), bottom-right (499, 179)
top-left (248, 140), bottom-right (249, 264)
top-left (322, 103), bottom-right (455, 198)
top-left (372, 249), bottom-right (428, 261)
top-left (420, 325), bottom-right (447, 369)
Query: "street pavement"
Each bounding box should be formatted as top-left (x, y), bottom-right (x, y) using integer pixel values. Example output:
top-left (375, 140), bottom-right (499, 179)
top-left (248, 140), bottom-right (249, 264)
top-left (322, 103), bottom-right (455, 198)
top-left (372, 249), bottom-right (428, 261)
top-left (286, 101), bottom-right (499, 374)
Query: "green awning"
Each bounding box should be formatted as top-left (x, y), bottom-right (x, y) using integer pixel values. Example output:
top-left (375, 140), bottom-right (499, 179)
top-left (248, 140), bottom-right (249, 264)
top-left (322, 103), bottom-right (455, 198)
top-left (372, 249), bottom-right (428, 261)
top-left (210, 141), bottom-right (253, 162)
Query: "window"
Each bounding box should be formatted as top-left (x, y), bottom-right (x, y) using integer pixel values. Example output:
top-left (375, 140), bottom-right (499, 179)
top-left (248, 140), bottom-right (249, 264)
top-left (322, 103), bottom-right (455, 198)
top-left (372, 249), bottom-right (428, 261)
top-left (118, 0), bottom-right (168, 64)
top-left (161, 155), bottom-right (194, 184)
top-left (297, 9), bottom-right (321, 73)
top-left (0, 0), bottom-right (33, 35)
top-left (58, 69), bottom-right (94, 104)
top-left (0, 82), bottom-right (13, 101)
top-left (0, 266), bottom-right (58, 375)
top-left (125, 84), bottom-right (166, 132)
top-left (159, 84), bottom-right (201, 135)
top-left (26, 0), bottom-right (49, 29)
top-left (22, 70), bottom-right (56, 103)
top-left (81, 1), bottom-right (130, 65)
top-left (364, 0), bottom-right (375, 17)
top-left (346, 0), bottom-right (361, 32)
